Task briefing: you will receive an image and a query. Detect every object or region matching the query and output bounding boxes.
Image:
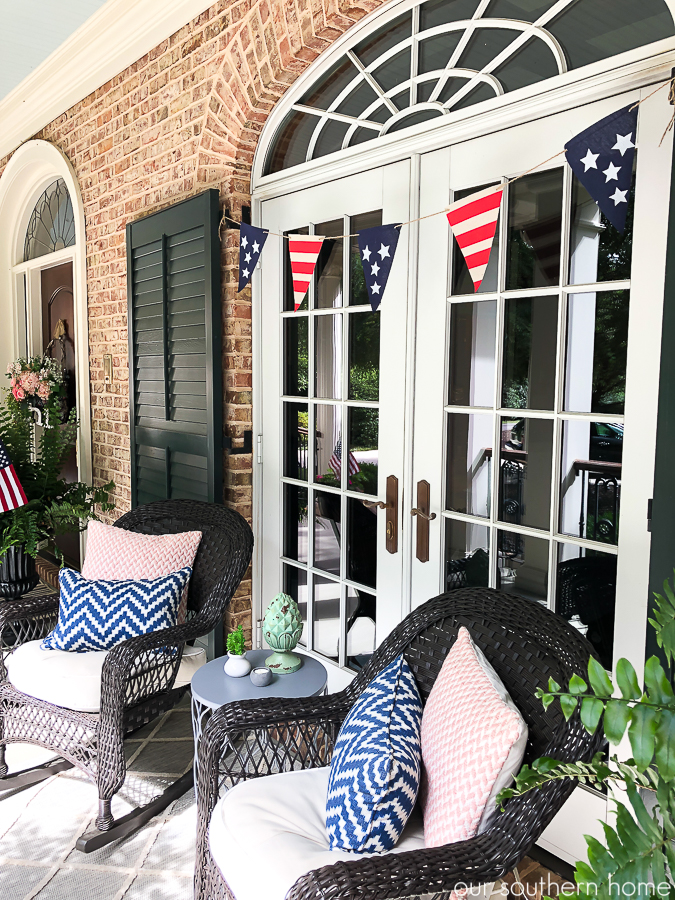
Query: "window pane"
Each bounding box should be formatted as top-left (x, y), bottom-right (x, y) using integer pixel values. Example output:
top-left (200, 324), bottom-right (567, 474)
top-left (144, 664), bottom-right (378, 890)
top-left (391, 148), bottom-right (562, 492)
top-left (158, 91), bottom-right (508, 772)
top-left (266, 112), bottom-right (318, 175)
top-left (354, 12), bottom-right (412, 67)
top-left (314, 404), bottom-right (342, 487)
top-left (452, 184), bottom-right (500, 294)
top-left (564, 291), bottom-right (629, 415)
top-left (486, 0), bottom-right (554, 23)
top-left (420, 0), bottom-right (480, 30)
top-left (347, 585), bottom-right (376, 672)
top-left (372, 49), bottom-right (411, 94)
top-left (350, 211), bottom-right (382, 306)
top-left (314, 120), bottom-right (350, 159)
top-left (569, 168), bottom-right (634, 284)
top-left (336, 81), bottom-right (379, 117)
top-left (313, 575), bottom-right (341, 662)
top-left (388, 109), bottom-right (443, 133)
top-left (445, 413), bottom-right (492, 517)
top-left (506, 169), bottom-right (563, 290)
top-left (445, 518), bottom-right (490, 590)
top-left (349, 408), bottom-right (379, 495)
top-left (498, 416), bottom-right (553, 531)
top-left (314, 490), bottom-right (341, 576)
top-left (302, 58), bottom-right (359, 109)
top-left (556, 543), bottom-right (616, 669)
top-left (347, 497), bottom-right (377, 589)
top-left (349, 312), bottom-right (380, 399)
top-left (502, 295), bottom-right (558, 410)
top-left (418, 33), bottom-right (462, 74)
top-left (284, 484), bottom-right (308, 564)
top-left (497, 529), bottom-right (548, 604)
top-left (315, 220), bottom-right (343, 309)
top-left (283, 317), bottom-right (308, 396)
top-left (284, 565), bottom-right (308, 647)
top-left (560, 420), bottom-right (622, 545)
top-left (448, 300), bottom-right (496, 407)
top-left (284, 226), bottom-right (309, 311)
top-left (315, 314), bottom-right (342, 399)
top-left (492, 37), bottom-right (559, 92)
top-left (284, 402), bottom-right (309, 480)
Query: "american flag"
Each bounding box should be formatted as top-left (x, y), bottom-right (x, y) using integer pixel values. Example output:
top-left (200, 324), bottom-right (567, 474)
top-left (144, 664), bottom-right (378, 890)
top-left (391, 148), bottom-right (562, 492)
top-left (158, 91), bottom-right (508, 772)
top-left (328, 439), bottom-right (360, 479)
top-left (446, 185), bottom-right (503, 292)
top-left (0, 437), bottom-right (27, 512)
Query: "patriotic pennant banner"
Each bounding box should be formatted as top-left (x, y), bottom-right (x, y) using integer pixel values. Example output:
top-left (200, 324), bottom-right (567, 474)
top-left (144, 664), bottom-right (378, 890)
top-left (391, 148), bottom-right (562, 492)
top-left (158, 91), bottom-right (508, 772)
top-left (288, 234), bottom-right (325, 310)
top-left (357, 224), bottom-right (401, 311)
top-left (446, 185), bottom-right (503, 292)
top-left (237, 223), bottom-right (268, 292)
top-left (0, 437), bottom-right (27, 512)
top-left (565, 104), bottom-right (637, 233)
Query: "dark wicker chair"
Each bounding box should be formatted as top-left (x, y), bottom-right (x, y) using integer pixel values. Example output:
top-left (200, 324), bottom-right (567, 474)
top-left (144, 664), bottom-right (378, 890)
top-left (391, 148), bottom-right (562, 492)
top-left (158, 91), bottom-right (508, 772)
top-left (195, 587), bottom-right (602, 900)
top-left (0, 499), bottom-right (253, 852)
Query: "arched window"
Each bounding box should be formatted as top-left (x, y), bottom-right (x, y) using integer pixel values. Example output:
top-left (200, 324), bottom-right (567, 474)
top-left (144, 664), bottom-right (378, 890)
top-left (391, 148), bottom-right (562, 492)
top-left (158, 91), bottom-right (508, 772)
top-left (23, 178), bottom-right (76, 262)
top-left (265, 0), bottom-right (674, 174)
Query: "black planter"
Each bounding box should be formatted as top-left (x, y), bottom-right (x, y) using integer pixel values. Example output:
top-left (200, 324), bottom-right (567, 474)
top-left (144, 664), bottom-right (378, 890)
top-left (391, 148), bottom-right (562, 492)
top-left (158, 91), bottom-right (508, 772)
top-left (0, 544), bottom-right (40, 598)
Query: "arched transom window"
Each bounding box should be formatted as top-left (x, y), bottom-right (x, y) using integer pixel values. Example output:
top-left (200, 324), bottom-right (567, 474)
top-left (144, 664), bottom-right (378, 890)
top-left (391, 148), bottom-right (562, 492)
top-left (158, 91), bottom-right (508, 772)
top-left (23, 178), bottom-right (76, 262)
top-left (266, 0), bottom-right (674, 174)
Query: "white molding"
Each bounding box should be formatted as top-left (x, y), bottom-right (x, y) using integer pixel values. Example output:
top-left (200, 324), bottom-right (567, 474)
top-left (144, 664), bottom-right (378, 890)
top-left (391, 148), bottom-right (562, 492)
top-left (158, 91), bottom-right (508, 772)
top-left (0, 0), bottom-right (214, 162)
top-left (0, 141), bottom-right (93, 503)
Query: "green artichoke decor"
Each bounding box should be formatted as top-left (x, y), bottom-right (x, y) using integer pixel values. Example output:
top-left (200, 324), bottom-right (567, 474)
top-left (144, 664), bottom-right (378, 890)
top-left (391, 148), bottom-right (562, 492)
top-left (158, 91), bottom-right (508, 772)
top-left (263, 592), bottom-right (303, 674)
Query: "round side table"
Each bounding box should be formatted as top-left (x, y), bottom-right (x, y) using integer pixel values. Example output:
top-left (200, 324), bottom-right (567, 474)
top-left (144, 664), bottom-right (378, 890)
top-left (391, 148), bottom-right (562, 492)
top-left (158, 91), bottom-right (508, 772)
top-left (191, 649), bottom-right (327, 788)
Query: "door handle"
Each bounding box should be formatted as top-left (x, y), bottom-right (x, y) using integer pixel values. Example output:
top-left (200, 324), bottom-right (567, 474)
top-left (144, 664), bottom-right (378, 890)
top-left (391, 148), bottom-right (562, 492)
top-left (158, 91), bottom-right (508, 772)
top-left (364, 476), bottom-right (399, 554)
top-left (363, 500), bottom-right (387, 509)
top-left (411, 480), bottom-right (435, 563)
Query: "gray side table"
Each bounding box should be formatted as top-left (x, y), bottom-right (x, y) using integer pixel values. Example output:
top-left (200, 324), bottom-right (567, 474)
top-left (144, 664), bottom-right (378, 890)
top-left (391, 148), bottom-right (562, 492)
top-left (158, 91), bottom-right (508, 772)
top-left (191, 649), bottom-right (328, 787)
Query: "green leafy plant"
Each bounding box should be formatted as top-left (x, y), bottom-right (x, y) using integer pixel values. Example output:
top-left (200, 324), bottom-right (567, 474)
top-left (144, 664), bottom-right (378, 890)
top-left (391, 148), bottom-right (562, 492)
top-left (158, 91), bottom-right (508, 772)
top-left (497, 574), bottom-right (675, 899)
top-left (227, 624), bottom-right (246, 656)
top-left (0, 357), bottom-right (114, 561)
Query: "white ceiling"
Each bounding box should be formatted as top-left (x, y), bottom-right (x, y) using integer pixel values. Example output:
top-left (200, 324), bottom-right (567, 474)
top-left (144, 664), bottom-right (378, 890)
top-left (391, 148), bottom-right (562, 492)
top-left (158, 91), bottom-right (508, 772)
top-left (0, 0), bottom-right (108, 101)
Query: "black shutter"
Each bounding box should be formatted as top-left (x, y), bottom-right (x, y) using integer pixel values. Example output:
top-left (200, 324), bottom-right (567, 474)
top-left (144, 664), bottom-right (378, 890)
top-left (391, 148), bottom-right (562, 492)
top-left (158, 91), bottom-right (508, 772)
top-left (127, 189), bottom-right (222, 507)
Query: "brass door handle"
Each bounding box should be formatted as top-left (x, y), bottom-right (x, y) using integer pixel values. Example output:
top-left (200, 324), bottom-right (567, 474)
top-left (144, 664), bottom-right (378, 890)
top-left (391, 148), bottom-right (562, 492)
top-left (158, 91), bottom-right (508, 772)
top-left (363, 500), bottom-right (387, 509)
top-left (410, 508), bottom-right (436, 521)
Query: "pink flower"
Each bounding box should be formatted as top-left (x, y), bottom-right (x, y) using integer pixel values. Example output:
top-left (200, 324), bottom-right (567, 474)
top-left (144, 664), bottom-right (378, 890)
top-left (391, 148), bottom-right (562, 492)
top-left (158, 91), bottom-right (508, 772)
top-left (37, 382), bottom-right (50, 400)
top-left (12, 386), bottom-right (25, 401)
top-left (20, 372), bottom-right (40, 394)
top-left (10, 377), bottom-right (16, 388)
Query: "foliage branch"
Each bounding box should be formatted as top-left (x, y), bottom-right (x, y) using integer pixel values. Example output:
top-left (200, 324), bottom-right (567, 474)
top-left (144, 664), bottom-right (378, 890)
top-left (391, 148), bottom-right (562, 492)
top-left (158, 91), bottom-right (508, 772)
top-left (227, 624), bottom-right (246, 656)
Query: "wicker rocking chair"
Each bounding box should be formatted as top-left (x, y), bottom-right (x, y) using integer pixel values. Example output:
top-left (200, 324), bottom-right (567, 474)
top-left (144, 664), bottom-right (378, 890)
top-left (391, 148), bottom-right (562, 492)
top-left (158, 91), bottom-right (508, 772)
top-left (0, 499), bottom-right (253, 852)
top-left (195, 588), bottom-right (602, 900)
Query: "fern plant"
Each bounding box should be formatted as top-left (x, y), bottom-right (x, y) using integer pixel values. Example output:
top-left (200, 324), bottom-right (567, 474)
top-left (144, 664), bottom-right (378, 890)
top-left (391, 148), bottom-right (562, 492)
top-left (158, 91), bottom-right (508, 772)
top-left (497, 576), bottom-right (675, 899)
top-left (0, 361), bottom-right (114, 561)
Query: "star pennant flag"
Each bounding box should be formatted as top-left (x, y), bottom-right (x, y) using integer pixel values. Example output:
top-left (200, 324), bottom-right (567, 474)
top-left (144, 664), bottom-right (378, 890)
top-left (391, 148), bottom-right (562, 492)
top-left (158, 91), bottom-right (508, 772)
top-left (446, 185), bottom-right (503, 292)
top-left (237, 223), bottom-right (268, 292)
top-left (357, 224), bottom-right (401, 311)
top-left (288, 234), bottom-right (325, 310)
top-left (565, 104), bottom-right (637, 233)
top-left (0, 437), bottom-right (27, 512)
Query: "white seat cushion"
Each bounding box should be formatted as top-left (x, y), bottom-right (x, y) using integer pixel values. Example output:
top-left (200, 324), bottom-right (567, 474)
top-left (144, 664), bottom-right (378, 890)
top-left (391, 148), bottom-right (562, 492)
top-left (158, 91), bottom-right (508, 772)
top-left (6, 640), bottom-right (206, 713)
top-left (208, 767), bottom-right (425, 900)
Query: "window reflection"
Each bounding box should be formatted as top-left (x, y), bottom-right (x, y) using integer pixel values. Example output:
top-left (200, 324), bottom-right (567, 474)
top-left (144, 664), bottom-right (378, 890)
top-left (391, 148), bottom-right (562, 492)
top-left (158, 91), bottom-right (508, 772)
top-left (502, 295), bottom-right (558, 410)
top-left (347, 497), bottom-right (377, 589)
top-left (497, 529), bottom-right (548, 604)
top-left (448, 300), bottom-right (496, 407)
top-left (313, 575), bottom-right (341, 662)
top-left (349, 407), bottom-right (379, 494)
top-left (284, 402), bottom-right (309, 480)
top-left (314, 490), bottom-right (341, 576)
top-left (284, 565), bottom-right (308, 647)
top-left (445, 413), bottom-right (492, 517)
top-left (560, 420), bottom-right (622, 545)
top-left (314, 405), bottom-right (342, 486)
top-left (347, 585), bottom-right (376, 671)
top-left (283, 318), bottom-right (308, 396)
top-left (564, 291), bottom-right (629, 415)
top-left (498, 417), bottom-right (553, 531)
top-left (444, 518), bottom-right (489, 590)
top-left (315, 314), bottom-right (342, 399)
top-left (284, 484), bottom-right (308, 564)
top-left (556, 544), bottom-right (616, 669)
top-left (506, 169), bottom-right (563, 289)
top-left (349, 312), bottom-right (380, 399)
top-left (315, 219), bottom-right (343, 309)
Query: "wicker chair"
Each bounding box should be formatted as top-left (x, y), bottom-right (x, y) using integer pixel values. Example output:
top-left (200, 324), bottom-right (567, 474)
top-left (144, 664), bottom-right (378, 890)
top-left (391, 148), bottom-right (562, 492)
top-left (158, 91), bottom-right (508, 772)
top-left (195, 587), bottom-right (602, 900)
top-left (0, 499), bottom-right (253, 852)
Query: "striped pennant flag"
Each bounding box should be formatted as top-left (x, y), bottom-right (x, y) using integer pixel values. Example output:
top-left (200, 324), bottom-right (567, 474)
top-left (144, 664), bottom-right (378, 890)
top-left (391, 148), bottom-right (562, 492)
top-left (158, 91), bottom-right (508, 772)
top-left (446, 185), bottom-right (503, 292)
top-left (0, 437), bottom-right (27, 512)
top-left (288, 234), bottom-right (325, 310)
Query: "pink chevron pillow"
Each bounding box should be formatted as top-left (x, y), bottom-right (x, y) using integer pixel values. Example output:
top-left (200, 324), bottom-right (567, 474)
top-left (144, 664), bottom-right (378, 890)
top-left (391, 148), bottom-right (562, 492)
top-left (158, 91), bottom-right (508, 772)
top-left (81, 520), bottom-right (202, 625)
top-left (420, 626), bottom-right (528, 848)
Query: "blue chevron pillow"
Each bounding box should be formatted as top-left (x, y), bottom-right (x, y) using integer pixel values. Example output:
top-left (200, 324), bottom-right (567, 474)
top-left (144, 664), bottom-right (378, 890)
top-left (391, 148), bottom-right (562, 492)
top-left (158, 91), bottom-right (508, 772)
top-left (326, 654), bottom-right (423, 852)
top-left (41, 567), bottom-right (192, 652)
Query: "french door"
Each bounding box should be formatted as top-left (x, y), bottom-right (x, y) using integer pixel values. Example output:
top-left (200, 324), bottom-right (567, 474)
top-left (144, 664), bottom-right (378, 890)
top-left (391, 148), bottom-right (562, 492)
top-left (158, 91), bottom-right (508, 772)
top-left (260, 161), bottom-right (410, 691)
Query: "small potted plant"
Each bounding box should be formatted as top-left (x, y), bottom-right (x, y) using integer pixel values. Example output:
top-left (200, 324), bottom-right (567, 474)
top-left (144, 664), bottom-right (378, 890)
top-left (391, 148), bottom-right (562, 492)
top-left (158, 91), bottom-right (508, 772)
top-left (224, 624), bottom-right (251, 677)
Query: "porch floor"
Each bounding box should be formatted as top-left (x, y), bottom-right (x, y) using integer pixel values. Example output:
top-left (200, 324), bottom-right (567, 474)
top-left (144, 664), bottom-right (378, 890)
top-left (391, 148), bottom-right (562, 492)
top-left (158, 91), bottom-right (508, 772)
top-left (0, 697), bottom-right (571, 899)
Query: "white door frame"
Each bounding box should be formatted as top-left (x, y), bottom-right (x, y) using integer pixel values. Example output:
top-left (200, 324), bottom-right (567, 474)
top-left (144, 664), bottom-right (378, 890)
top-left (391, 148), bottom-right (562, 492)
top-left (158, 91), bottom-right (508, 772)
top-left (0, 140), bottom-right (92, 493)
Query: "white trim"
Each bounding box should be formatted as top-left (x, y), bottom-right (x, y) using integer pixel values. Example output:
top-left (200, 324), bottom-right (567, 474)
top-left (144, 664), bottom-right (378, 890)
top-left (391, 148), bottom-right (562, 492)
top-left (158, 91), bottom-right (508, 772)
top-left (0, 0), bottom-right (215, 162)
top-left (0, 141), bottom-right (93, 501)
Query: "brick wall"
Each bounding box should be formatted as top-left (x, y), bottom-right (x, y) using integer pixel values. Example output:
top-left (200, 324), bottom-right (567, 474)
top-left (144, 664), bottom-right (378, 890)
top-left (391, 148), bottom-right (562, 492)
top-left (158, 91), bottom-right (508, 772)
top-left (0, 0), bottom-right (386, 641)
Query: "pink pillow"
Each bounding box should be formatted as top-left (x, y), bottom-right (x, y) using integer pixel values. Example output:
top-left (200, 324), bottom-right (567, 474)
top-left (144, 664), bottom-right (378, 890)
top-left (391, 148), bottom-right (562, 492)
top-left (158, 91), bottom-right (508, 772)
top-left (420, 626), bottom-right (528, 848)
top-left (81, 519), bottom-right (202, 625)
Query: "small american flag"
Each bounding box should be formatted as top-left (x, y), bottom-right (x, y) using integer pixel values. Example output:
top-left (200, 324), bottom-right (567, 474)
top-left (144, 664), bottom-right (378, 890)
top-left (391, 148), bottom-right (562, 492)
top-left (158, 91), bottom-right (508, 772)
top-left (0, 437), bottom-right (27, 512)
top-left (446, 185), bottom-right (503, 292)
top-left (328, 439), bottom-right (360, 479)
